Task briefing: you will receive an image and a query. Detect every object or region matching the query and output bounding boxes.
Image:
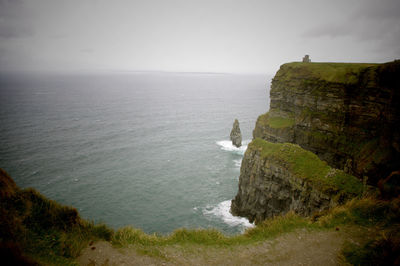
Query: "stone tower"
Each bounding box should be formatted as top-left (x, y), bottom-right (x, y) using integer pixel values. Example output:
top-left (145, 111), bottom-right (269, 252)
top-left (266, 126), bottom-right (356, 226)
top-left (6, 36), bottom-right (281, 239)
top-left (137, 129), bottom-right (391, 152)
top-left (302, 55), bottom-right (311, 63)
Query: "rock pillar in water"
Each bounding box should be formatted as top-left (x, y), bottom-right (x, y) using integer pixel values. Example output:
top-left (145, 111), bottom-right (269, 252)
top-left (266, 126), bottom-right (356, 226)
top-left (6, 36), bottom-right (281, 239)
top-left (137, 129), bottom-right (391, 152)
top-left (230, 119), bottom-right (242, 147)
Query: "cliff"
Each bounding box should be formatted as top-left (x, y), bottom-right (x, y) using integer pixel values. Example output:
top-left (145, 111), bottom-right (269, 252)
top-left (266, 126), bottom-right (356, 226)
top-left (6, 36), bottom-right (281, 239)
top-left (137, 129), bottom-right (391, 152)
top-left (232, 60), bottom-right (400, 223)
top-left (231, 139), bottom-right (363, 223)
top-left (253, 61), bottom-right (400, 184)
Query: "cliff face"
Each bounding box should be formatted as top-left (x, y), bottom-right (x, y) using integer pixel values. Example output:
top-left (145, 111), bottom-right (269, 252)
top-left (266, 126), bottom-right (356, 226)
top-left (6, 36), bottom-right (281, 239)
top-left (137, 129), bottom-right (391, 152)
top-left (231, 139), bottom-right (363, 223)
top-left (232, 61), bottom-right (399, 223)
top-left (253, 61), bottom-right (400, 184)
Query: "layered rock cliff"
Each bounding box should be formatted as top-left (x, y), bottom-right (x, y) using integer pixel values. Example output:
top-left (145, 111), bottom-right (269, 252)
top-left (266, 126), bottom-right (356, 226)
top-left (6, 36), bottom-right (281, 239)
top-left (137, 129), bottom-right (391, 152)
top-left (231, 139), bottom-right (363, 223)
top-left (232, 60), bottom-right (399, 223)
top-left (253, 61), bottom-right (400, 184)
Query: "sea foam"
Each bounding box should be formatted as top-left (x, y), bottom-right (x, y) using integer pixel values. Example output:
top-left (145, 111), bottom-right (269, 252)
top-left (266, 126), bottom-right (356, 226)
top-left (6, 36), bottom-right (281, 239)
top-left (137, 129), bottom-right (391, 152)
top-left (216, 139), bottom-right (250, 155)
top-left (203, 200), bottom-right (254, 230)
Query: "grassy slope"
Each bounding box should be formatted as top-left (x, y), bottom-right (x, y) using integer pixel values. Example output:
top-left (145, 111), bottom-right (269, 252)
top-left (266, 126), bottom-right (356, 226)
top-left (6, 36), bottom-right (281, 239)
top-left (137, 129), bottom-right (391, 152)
top-left (255, 112), bottom-right (295, 129)
top-left (276, 62), bottom-right (379, 84)
top-left (0, 169), bottom-right (113, 265)
top-left (250, 138), bottom-right (363, 196)
top-left (1, 167), bottom-right (399, 265)
top-left (111, 197), bottom-right (400, 265)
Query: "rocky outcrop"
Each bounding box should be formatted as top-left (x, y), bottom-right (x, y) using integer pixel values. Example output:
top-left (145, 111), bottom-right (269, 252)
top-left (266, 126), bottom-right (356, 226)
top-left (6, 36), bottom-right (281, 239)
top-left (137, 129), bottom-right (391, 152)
top-left (231, 139), bottom-right (363, 223)
top-left (231, 60), bottom-right (399, 223)
top-left (230, 119), bottom-right (242, 147)
top-left (253, 61), bottom-right (400, 185)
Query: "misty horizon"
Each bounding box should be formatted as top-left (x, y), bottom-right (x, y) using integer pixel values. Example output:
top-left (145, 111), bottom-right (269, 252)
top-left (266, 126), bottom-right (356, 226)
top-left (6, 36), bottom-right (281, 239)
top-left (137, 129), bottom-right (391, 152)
top-left (1, 0), bottom-right (399, 74)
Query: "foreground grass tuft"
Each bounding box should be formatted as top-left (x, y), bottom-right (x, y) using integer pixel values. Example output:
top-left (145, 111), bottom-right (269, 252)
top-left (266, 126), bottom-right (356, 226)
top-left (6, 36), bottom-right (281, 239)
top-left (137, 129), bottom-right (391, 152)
top-left (317, 197), bottom-right (400, 228)
top-left (113, 212), bottom-right (315, 248)
top-left (244, 212), bottom-right (314, 240)
top-left (0, 169), bottom-right (113, 265)
top-left (341, 227), bottom-right (400, 266)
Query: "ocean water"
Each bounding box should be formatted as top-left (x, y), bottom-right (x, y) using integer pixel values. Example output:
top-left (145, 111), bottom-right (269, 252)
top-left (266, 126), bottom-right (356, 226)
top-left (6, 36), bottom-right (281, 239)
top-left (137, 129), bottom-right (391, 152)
top-left (0, 71), bottom-right (270, 234)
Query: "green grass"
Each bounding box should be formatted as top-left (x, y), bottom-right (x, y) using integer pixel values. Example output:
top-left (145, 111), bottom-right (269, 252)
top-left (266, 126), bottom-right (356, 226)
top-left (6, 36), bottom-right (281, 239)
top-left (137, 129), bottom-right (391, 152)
top-left (243, 212), bottom-right (315, 241)
top-left (109, 197), bottom-right (400, 266)
top-left (277, 62), bottom-right (379, 84)
top-left (1, 164), bottom-right (397, 264)
top-left (318, 197), bottom-right (400, 265)
top-left (255, 112), bottom-right (295, 129)
top-left (317, 197), bottom-right (400, 228)
top-left (14, 189), bottom-right (113, 264)
top-left (269, 116), bottom-right (295, 129)
top-left (112, 197), bottom-right (400, 249)
top-left (341, 227), bottom-right (400, 266)
top-left (0, 169), bottom-right (114, 265)
top-left (112, 212), bottom-right (315, 248)
top-left (249, 138), bottom-right (363, 196)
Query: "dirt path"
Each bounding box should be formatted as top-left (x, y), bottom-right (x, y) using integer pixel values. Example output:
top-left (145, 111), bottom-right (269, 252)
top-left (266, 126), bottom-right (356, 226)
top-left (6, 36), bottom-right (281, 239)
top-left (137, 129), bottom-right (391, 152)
top-left (77, 229), bottom-right (345, 266)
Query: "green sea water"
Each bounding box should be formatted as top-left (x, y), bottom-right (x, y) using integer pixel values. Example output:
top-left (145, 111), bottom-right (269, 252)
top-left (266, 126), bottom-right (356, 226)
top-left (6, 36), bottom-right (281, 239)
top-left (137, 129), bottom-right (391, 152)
top-left (0, 71), bottom-right (270, 234)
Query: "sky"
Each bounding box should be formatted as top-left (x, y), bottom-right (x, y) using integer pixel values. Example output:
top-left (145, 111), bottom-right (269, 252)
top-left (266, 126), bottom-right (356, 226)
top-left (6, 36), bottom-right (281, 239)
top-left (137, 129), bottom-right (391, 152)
top-left (0, 0), bottom-right (399, 74)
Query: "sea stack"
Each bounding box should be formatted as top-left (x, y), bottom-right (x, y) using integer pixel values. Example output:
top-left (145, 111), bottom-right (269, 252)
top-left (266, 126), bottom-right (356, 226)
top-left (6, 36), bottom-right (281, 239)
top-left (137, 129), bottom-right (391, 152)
top-left (230, 119), bottom-right (242, 147)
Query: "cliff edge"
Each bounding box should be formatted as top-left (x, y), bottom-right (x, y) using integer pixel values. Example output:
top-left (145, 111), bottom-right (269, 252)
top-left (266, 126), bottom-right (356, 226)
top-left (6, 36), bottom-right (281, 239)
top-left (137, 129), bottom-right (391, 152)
top-left (232, 60), bottom-right (399, 223)
top-left (253, 61), bottom-right (400, 184)
top-left (231, 138), bottom-right (363, 223)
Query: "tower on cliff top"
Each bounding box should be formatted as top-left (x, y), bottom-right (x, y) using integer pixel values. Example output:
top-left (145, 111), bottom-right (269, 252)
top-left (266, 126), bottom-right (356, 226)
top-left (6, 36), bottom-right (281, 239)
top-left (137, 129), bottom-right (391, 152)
top-left (302, 55), bottom-right (311, 63)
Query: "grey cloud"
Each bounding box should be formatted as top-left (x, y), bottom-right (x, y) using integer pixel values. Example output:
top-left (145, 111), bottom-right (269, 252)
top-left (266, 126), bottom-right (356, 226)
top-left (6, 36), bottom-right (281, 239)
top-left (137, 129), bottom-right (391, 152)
top-left (302, 0), bottom-right (400, 42)
top-left (80, 48), bottom-right (94, 54)
top-left (48, 34), bottom-right (66, 39)
top-left (0, 24), bottom-right (33, 38)
top-left (303, 20), bottom-right (400, 43)
top-left (1, 0), bottom-right (399, 73)
top-left (302, 24), bottom-right (352, 39)
top-left (0, 0), bottom-right (24, 17)
top-left (0, 0), bottom-right (33, 38)
top-left (353, 0), bottom-right (400, 20)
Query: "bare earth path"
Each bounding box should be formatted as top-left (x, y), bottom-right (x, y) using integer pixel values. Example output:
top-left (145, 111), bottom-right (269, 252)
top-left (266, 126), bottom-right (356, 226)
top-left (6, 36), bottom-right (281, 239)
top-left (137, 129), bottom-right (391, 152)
top-left (77, 229), bottom-right (346, 266)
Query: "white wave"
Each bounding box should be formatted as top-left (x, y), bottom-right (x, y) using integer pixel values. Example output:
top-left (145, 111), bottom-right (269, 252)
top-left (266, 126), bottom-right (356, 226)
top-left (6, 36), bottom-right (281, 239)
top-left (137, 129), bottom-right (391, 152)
top-left (203, 200), bottom-right (254, 229)
top-left (216, 139), bottom-right (250, 155)
top-left (233, 159), bottom-right (242, 168)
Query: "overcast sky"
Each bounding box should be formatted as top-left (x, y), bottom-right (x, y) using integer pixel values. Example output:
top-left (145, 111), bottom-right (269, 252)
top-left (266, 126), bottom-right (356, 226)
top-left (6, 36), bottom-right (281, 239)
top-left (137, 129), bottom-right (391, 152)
top-left (1, 0), bottom-right (399, 74)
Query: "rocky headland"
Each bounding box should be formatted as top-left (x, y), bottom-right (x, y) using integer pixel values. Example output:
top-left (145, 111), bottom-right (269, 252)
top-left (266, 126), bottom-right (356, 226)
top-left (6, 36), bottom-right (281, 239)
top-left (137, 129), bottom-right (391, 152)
top-left (232, 60), bottom-right (400, 223)
top-left (1, 61), bottom-right (399, 265)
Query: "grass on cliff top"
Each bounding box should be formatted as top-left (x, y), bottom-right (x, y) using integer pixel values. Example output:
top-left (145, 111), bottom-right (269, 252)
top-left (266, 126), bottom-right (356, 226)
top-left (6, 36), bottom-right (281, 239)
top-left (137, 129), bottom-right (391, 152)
top-left (250, 138), bottom-right (363, 196)
top-left (0, 169), bottom-right (113, 265)
top-left (278, 62), bottom-right (379, 84)
top-left (2, 168), bottom-right (399, 264)
top-left (257, 112), bottom-right (295, 129)
top-left (111, 197), bottom-right (400, 265)
top-left (113, 212), bottom-right (314, 248)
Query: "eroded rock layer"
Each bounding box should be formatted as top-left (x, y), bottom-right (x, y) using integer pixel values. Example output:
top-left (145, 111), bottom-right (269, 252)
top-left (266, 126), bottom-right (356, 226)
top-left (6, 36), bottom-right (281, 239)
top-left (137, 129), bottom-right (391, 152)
top-left (231, 139), bottom-right (363, 223)
top-left (253, 61), bottom-right (400, 184)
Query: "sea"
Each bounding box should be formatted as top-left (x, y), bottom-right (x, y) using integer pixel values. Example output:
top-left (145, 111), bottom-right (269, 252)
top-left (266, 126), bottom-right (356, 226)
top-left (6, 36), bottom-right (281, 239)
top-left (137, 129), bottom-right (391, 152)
top-left (0, 71), bottom-right (270, 235)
